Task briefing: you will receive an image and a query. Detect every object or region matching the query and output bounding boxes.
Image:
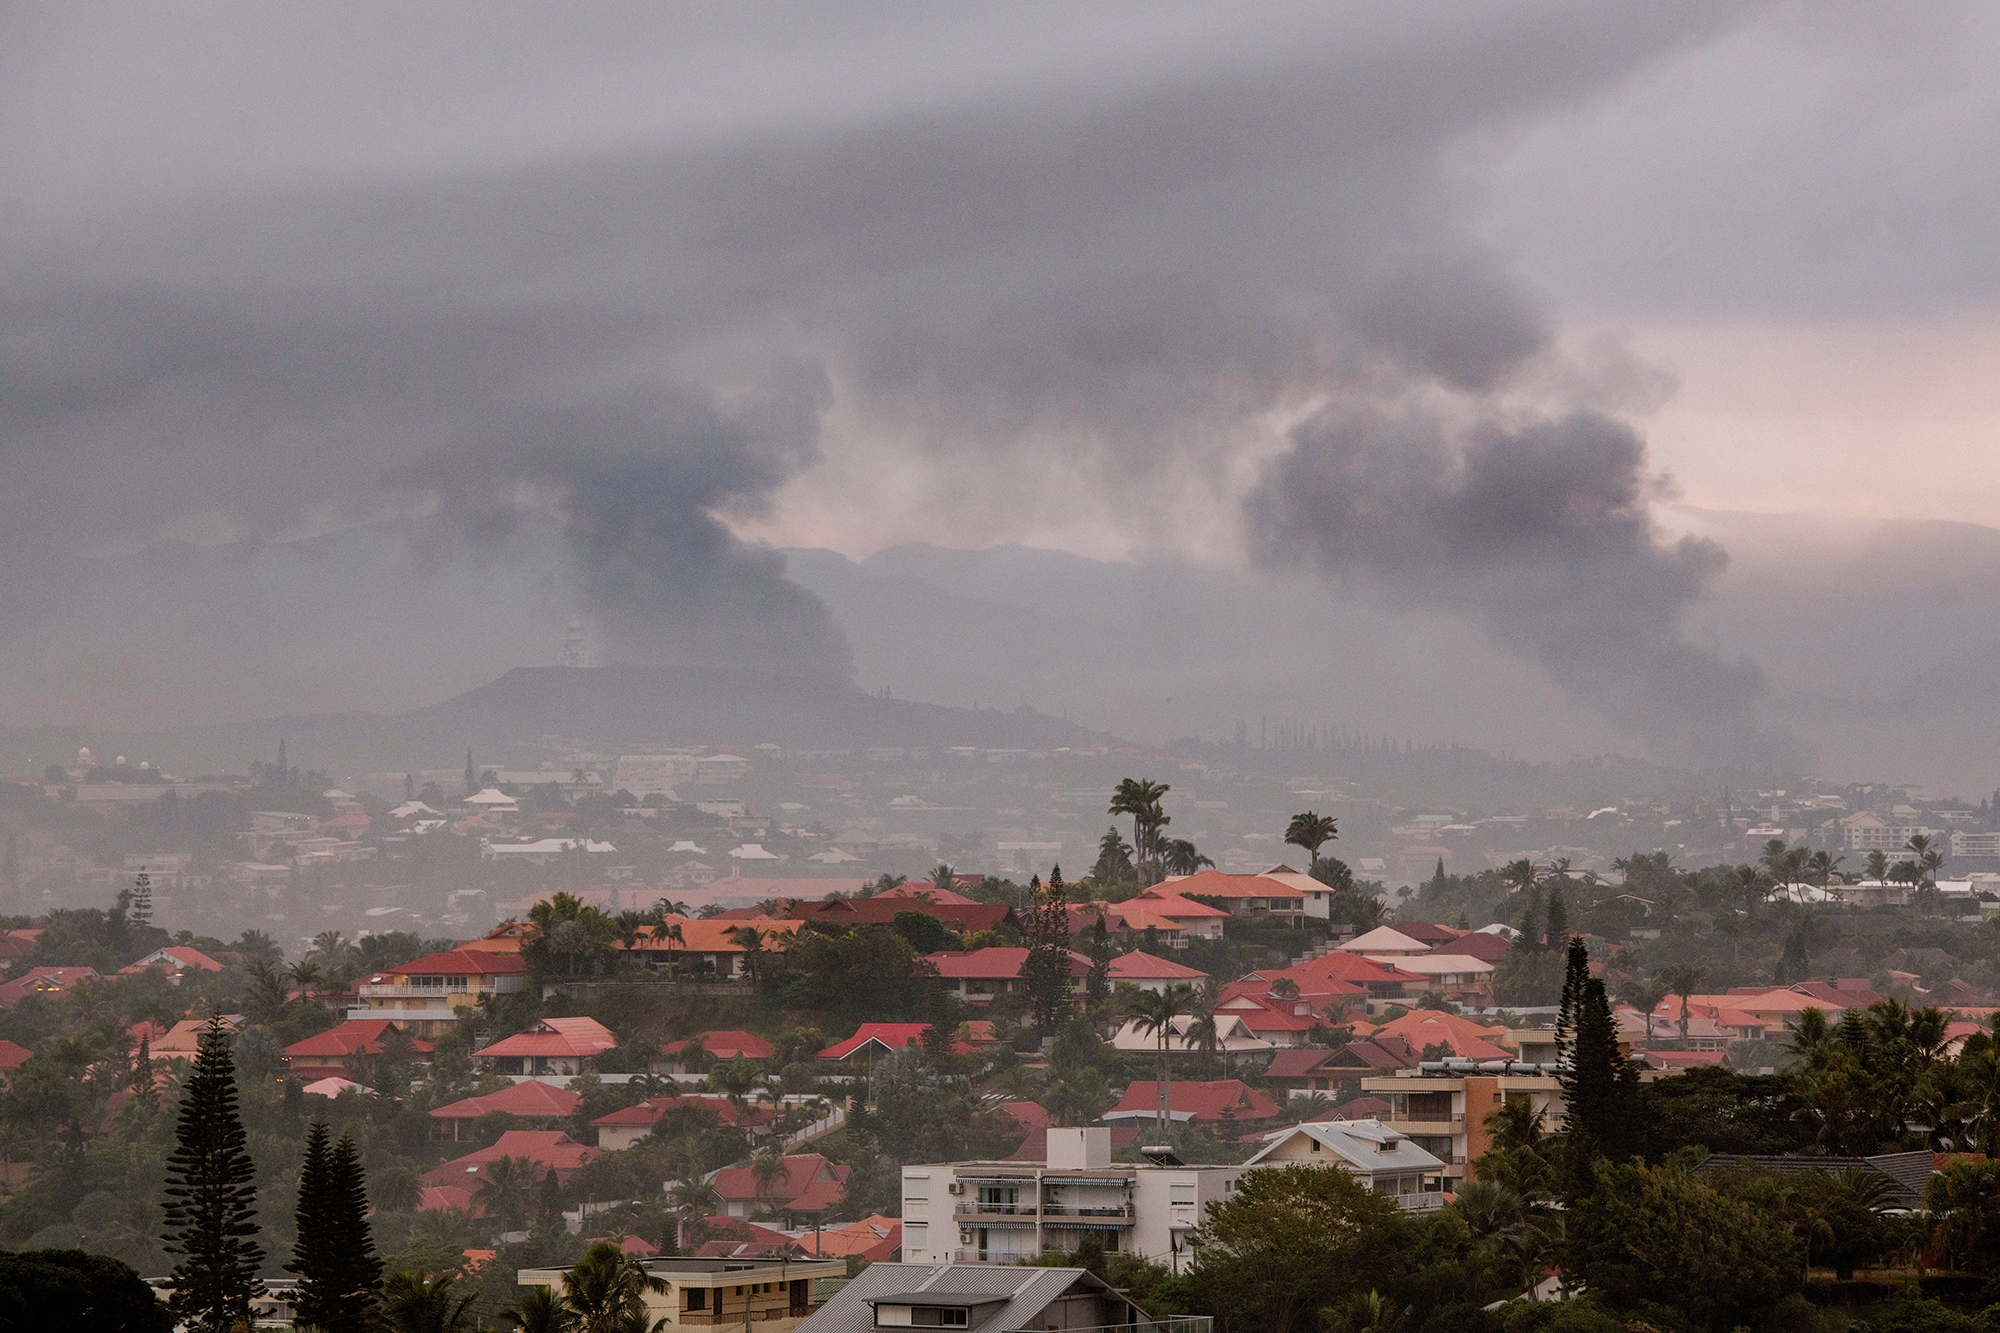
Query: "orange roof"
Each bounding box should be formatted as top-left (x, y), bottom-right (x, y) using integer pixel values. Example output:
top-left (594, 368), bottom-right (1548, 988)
top-left (383, 949), bottom-right (525, 978)
top-left (480, 1016), bottom-right (616, 1060)
top-left (430, 1081), bottom-right (582, 1121)
top-left (421, 1130), bottom-right (598, 1187)
top-left (1127, 890), bottom-right (1230, 918)
top-left (621, 917), bottom-right (805, 953)
top-left (285, 1019), bottom-right (434, 1060)
top-left (1155, 870), bottom-right (1306, 904)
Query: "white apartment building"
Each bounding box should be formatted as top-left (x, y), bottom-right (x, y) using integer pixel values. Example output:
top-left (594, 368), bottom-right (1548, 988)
top-left (899, 1129), bottom-right (1239, 1273)
top-left (1842, 813), bottom-right (1947, 853)
top-left (1953, 831), bottom-right (2000, 859)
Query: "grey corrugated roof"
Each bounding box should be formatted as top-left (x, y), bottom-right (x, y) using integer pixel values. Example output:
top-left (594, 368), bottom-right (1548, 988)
top-left (799, 1264), bottom-right (1096, 1333)
top-left (1696, 1151), bottom-right (1933, 1209)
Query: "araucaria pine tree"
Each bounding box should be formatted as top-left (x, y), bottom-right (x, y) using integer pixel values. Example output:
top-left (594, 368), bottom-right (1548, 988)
top-left (1021, 868), bottom-right (1075, 1031)
top-left (290, 1123), bottom-right (384, 1333)
top-left (162, 1014), bottom-right (263, 1331)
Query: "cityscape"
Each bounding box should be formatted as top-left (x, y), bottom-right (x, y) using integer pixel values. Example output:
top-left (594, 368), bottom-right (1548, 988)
top-left (6, 6), bottom-right (2000, 1333)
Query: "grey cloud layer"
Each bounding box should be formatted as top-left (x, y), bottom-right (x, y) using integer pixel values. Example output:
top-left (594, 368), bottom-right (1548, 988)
top-left (0, 2), bottom-right (1821, 754)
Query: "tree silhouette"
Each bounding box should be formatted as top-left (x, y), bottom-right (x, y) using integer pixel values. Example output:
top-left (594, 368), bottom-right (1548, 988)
top-left (161, 1015), bottom-right (263, 1332)
top-left (1283, 812), bottom-right (1339, 870)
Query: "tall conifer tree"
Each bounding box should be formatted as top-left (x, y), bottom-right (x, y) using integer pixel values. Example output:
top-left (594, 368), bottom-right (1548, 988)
top-left (1022, 867), bottom-right (1075, 1031)
top-left (291, 1124), bottom-right (383, 1333)
top-left (161, 1014), bottom-right (262, 1332)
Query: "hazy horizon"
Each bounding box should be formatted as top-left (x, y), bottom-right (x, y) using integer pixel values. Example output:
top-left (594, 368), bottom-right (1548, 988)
top-left (7, 4), bottom-right (2000, 795)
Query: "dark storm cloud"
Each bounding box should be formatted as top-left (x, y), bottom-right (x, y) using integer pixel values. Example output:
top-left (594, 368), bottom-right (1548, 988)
top-left (1247, 406), bottom-right (1801, 767)
top-left (0, 1), bottom-right (1792, 743)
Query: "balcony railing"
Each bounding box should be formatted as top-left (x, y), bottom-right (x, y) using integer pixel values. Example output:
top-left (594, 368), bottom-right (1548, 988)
top-left (954, 1203), bottom-right (1036, 1218)
top-left (357, 982), bottom-right (513, 1000)
top-left (1392, 1193), bottom-right (1447, 1212)
top-left (1040, 1204), bottom-right (1136, 1218)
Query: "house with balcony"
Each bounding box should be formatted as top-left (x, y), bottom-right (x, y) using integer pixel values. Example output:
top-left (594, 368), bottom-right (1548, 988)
top-left (522, 1255), bottom-right (844, 1333)
top-left (351, 948), bottom-right (528, 1037)
top-left (1367, 953), bottom-right (1496, 1008)
top-left (899, 1127), bottom-right (1241, 1272)
top-left (1154, 869), bottom-right (1306, 923)
top-left (1244, 1119), bottom-right (1448, 1210)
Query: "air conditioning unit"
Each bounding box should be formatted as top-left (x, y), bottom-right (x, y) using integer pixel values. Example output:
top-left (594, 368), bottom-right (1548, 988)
top-left (946, 1182), bottom-right (965, 1194)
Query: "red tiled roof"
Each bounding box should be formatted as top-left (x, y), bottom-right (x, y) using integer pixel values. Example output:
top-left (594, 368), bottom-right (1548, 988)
top-left (0, 966), bottom-right (99, 1007)
top-left (661, 1030), bottom-right (775, 1061)
top-left (786, 896), bottom-right (1015, 934)
top-left (709, 1154), bottom-right (850, 1210)
top-left (480, 1017), bottom-right (616, 1060)
top-left (1156, 870), bottom-right (1306, 904)
top-left (1303, 1095), bottom-right (1395, 1123)
top-left (1107, 1080), bottom-right (1281, 1123)
top-left (383, 949), bottom-right (526, 977)
top-left (1000, 1101), bottom-right (1055, 1133)
top-left (592, 1095), bottom-right (774, 1130)
top-left (818, 1023), bottom-right (972, 1059)
top-left (1128, 890), bottom-right (1230, 917)
top-left (0, 1038), bottom-right (31, 1070)
top-left (799, 1215), bottom-right (902, 1261)
top-left (1263, 1048), bottom-right (1343, 1079)
top-left (284, 1019), bottom-right (434, 1060)
top-left (421, 1130), bottom-right (598, 1187)
top-left (430, 1081), bottom-right (582, 1121)
top-left (585, 1235), bottom-right (659, 1256)
top-left (119, 945), bottom-right (226, 975)
top-left (1107, 951), bottom-right (1207, 981)
top-left (419, 1185), bottom-right (475, 1213)
top-left (1442, 932), bottom-right (1513, 963)
top-left (926, 947), bottom-right (1087, 980)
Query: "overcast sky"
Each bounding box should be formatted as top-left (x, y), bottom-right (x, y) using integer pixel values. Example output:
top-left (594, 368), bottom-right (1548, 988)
top-left (4, 2), bottom-right (1997, 771)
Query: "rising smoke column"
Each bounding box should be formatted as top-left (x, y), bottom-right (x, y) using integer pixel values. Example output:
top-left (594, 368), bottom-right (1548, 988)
top-left (1245, 404), bottom-right (1799, 767)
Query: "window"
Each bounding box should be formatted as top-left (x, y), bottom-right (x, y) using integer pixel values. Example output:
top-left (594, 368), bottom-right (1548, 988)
top-left (911, 1307), bottom-right (969, 1326)
top-left (905, 1223), bottom-right (928, 1251)
top-left (903, 1176), bottom-right (929, 1202)
top-left (1169, 1183), bottom-right (1196, 1205)
top-left (687, 1290), bottom-right (707, 1311)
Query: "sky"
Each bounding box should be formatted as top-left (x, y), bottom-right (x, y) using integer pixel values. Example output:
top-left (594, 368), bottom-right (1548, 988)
top-left (4, 2), bottom-right (1999, 779)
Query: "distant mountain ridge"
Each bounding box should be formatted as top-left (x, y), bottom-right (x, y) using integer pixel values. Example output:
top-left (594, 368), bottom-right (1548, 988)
top-left (0, 664), bottom-right (1112, 779)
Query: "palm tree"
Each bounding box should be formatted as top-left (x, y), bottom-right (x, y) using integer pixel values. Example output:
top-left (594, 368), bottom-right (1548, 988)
top-left (928, 864), bottom-right (956, 896)
top-left (1653, 964), bottom-right (1707, 1041)
top-left (1185, 979), bottom-right (1224, 1076)
top-left (728, 927), bottom-right (767, 982)
top-left (382, 1272), bottom-right (478, 1333)
top-left (476, 1156), bottom-right (536, 1231)
top-left (1130, 982), bottom-right (1197, 1133)
top-left (504, 1286), bottom-right (576, 1333)
top-left (1283, 812), bottom-right (1339, 871)
top-left (1864, 849), bottom-right (1890, 883)
top-left (561, 1241), bottom-right (672, 1333)
top-left (651, 898), bottom-right (692, 918)
top-left (1500, 859), bottom-right (1541, 897)
top-left (1908, 833), bottom-right (1946, 912)
top-left (1160, 840), bottom-right (1213, 877)
top-left (666, 1173), bottom-right (711, 1250)
top-left (749, 1148), bottom-right (790, 1218)
top-left (1808, 850), bottom-right (1846, 887)
top-left (1109, 779), bottom-right (1172, 876)
top-left (289, 959), bottom-right (324, 1000)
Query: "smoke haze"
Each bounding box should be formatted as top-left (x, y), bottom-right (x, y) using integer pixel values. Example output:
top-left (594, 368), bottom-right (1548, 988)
top-left (3, 2), bottom-right (1998, 777)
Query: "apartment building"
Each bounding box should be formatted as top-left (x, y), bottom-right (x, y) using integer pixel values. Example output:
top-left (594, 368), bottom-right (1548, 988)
top-left (1359, 1066), bottom-right (1567, 1185)
top-left (899, 1129), bottom-right (1241, 1273)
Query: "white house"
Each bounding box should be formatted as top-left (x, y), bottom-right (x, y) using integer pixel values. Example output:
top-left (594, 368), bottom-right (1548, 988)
top-left (1245, 1119), bottom-right (1447, 1210)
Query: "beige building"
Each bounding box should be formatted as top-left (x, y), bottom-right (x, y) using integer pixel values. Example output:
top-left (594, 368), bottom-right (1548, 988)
top-left (518, 1256), bottom-right (844, 1332)
top-left (350, 948), bottom-right (529, 1036)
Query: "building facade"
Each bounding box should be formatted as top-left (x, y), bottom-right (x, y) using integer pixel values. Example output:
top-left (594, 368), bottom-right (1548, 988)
top-left (899, 1129), bottom-right (1240, 1273)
